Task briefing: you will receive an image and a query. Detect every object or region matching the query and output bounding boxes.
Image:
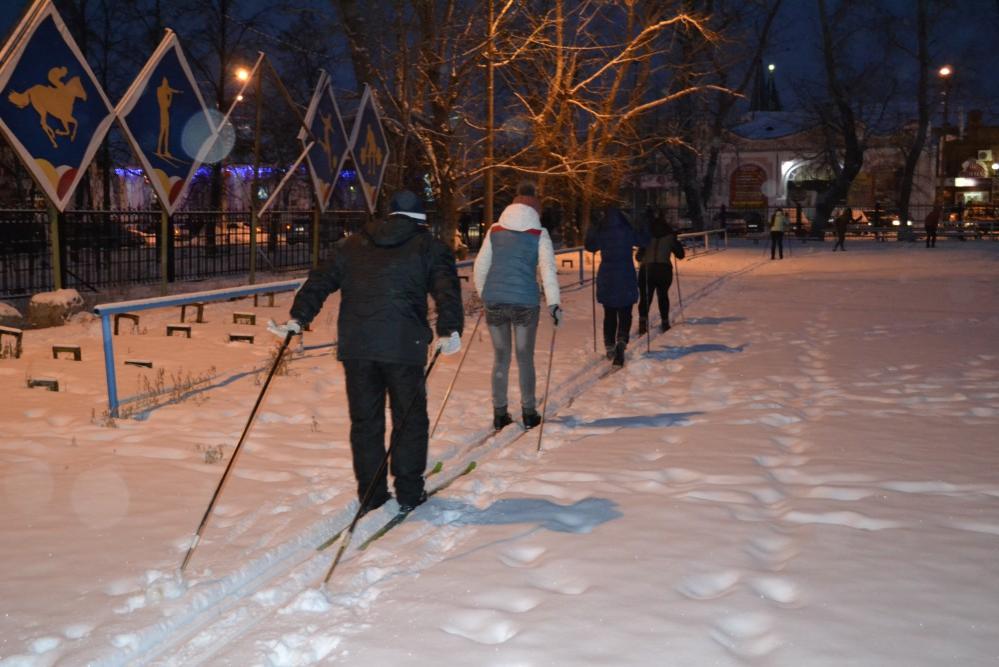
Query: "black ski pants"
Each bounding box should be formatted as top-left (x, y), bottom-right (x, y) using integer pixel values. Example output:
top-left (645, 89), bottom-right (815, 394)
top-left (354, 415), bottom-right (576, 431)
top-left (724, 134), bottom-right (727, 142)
top-left (638, 263), bottom-right (673, 325)
top-left (770, 231), bottom-right (784, 259)
top-left (342, 358), bottom-right (428, 508)
top-left (603, 305), bottom-right (633, 348)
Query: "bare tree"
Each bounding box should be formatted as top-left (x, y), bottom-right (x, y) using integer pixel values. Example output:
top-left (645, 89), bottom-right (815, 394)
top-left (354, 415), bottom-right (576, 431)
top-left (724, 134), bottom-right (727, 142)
top-left (333, 0), bottom-right (487, 249)
top-left (893, 0), bottom-right (930, 241)
top-left (656, 0), bottom-right (783, 230)
top-left (496, 0), bottom-right (721, 241)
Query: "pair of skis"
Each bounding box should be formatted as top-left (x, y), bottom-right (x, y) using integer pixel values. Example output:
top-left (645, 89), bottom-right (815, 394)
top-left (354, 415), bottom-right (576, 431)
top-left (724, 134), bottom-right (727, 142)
top-left (317, 416), bottom-right (538, 579)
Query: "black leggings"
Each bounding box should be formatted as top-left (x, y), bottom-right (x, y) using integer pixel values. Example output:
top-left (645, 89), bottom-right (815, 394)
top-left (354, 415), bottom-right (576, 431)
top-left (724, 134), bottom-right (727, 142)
top-left (770, 231), bottom-right (784, 258)
top-left (638, 264), bottom-right (673, 324)
top-left (602, 306), bottom-right (632, 347)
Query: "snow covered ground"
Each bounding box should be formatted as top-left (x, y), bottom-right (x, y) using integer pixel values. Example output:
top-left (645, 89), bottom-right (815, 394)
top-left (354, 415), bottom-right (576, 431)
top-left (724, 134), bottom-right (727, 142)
top-left (1, 239), bottom-right (998, 666)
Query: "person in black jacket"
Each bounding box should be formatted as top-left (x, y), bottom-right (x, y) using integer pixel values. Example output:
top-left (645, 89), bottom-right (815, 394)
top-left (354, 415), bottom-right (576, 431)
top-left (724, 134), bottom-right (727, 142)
top-left (637, 211), bottom-right (685, 334)
top-left (270, 190), bottom-right (464, 514)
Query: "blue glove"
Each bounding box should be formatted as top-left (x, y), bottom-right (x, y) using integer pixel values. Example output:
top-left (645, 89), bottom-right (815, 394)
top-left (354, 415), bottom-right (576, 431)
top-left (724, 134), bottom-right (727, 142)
top-left (266, 318), bottom-right (302, 340)
top-left (549, 305), bottom-right (562, 327)
top-left (436, 331), bottom-right (461, 355)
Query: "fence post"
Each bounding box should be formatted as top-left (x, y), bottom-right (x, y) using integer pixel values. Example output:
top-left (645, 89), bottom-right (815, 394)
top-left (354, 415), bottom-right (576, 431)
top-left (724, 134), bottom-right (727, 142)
top-left (159, 209), bottom-right (169, 294)
top-left (578, 247), bottom-right (584, 284)
top-left (47, 203), bottom-right (63, 290)
top-left (311, 207), bottom-right (320, 268)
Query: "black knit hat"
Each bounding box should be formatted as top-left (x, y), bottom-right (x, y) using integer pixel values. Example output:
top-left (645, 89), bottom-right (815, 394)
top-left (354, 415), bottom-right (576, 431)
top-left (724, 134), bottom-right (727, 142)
top-left (388, 190), bottom-right (427, 221)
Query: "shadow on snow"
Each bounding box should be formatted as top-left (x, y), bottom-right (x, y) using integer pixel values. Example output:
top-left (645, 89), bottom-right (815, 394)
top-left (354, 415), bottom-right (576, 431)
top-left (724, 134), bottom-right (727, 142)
top-left (684, 316), bottom-right (747, 325)
top-left (426, 496), bottom-right (622, 534)
top-left (645, 343), bottom-right (746, 360)
top-left (553, 411), bottom-right (702, 429)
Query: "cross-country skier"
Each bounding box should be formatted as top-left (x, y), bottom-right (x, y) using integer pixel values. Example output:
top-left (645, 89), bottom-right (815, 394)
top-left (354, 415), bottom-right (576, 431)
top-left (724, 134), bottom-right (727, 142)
top-left (585, 206), bottom-right (650, 367)
top-left (637, 210), bottom-right (685, 334)
top-left (270, 190), bottom-right (464, 514)
top-left (473, 181), bottom-right (561, 431)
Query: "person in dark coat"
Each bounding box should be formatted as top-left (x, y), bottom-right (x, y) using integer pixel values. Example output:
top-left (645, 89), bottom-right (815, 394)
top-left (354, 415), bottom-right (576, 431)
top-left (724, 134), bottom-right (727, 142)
top-left (924, 205), bottom-right (941, 248)
top-left (637, 211), bottom-right (685, 334)
top-left (270, 190), bottom-right (464, 515)
top-left (585, 206), bottom-right (650, 366)
top-left (832, 207), bottom-right (861, 251)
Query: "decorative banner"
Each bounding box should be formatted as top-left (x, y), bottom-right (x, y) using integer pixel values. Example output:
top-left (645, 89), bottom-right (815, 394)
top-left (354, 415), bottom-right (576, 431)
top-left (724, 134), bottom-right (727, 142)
top-left (300, 70), bottom-right (350, 211)
top-left (0, 0), bottom-right (115, 211)
top-left (729, 163), bottom-right (768, 209)
top-left (347, 83), bottom-right (390, 214)
top-left (116, 30), bottom-right (215, 215)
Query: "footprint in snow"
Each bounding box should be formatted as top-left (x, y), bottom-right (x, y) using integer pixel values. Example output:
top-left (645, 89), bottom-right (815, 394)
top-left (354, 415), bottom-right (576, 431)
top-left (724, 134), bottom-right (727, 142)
top-left (754, 454), bottom-right (809, 468)
top-left (440, 609), bottom-right (520, 645)
top-left (711, 611), bottom-right (781, 658)
top-left (676, 570), bottom-right (741, 600)
top-left (527, 563), bottom-right (590, 595)
top-left (30, 636), bottom-right (62, 654)
top-left (782, 510), bottom-right (903, 531)
top-left (745, 533), bottom-right (798, 571)
top-left (63, 623), bottom-right (93, 640)
top-left (748, 576), bottom-right (800, 607)
top-left (470, 588), bottom-right (544, 613)
top-left (498, 544), bottom-right (547, 568)
top-left (805, 486), bottom-right (875, 501)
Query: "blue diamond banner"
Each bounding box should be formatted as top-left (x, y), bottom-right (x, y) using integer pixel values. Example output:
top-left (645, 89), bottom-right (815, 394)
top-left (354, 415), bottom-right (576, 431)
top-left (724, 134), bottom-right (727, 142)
top-left (347, 84), bottom-right (390, 214)
top-left (116, 30), bottom-right (215, 215)
top-left (300, 70), bottom-right (350, 212)
top-left (0, 0), bottom-right (115, 211)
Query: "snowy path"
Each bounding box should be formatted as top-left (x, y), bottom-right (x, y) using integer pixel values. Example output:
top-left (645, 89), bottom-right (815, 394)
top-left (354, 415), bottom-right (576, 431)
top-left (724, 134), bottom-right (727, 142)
top-left (3, 241), bottom-right (998, 666)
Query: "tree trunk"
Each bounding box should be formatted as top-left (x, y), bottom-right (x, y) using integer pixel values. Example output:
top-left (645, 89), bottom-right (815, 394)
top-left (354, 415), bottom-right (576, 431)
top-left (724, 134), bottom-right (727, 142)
top-left (896, 0), bottom-right (929, 242)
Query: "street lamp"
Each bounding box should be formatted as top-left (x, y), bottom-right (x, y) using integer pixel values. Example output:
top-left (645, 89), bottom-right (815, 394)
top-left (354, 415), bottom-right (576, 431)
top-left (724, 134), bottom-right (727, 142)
top-left (938, 65), bottom-right (953, 129)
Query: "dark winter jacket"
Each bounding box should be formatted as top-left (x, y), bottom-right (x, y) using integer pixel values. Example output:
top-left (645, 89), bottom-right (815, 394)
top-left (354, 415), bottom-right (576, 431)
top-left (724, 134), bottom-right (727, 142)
top-left (924, 207), bottom-right (940, 232)
top-left (290, 215), bottom-right (463, 366)
top-left (637, 223), bottom-right (685, 267)
top-left (584, 208), bottom-right (650, 308)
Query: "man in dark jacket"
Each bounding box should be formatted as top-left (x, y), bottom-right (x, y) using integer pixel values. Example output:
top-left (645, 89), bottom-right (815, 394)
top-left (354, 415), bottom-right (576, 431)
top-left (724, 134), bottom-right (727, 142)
top-left (270, 190), bottom-right (464, 514)
top-left (637, 211), bottom-right (685, 334)
top-left (924, 205), bottom-right (941, 248)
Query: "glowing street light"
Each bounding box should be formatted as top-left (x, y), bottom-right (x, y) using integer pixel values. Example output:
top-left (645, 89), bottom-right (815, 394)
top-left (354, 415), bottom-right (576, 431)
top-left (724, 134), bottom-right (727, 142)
top-left (938, 65), bottom-right (954, 128)
top-left (235, 67), bottom-right (250, 82)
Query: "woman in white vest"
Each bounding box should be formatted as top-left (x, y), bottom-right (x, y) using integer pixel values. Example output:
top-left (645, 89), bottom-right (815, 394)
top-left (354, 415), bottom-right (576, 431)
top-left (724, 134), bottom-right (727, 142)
top-left (473, 182), bottom-right (561, 431)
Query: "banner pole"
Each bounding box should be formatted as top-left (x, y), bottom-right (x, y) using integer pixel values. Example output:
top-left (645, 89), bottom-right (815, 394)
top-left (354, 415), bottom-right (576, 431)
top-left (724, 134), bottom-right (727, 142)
top-left (249, 59), bottom-right (263, 285)
top-left (47, 202), bottom-right (62, 290)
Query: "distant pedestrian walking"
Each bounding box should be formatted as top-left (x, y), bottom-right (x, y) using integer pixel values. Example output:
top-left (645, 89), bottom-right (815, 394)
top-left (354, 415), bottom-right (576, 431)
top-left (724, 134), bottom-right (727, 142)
top-left (585, 206), bottom-right (650, 367)
top-left (473, 181), bottom-right (561, 431)
top-left (924, 205), bottom-right (941, 248)
top-left (770, 207), bottom-right (789, 259)
top-left (833, 207), bottom-right (861, 251)
top-left (637, 210), bottom-right (685, 334)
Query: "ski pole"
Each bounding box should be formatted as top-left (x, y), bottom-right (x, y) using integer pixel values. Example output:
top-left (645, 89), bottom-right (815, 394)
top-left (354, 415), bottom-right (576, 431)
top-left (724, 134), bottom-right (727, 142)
top-left (180, 330), bottom-right (296, 573)
top-left (591, 251), bottom-right (597, 353)
top-left (323, 347), bottom-right (442, 586)
top-left (643, 262), bottom-right (651, 353)
top-left (430, 311), bottom-right (482, 439)
top-left (673, 254), bottom-right (685, 324)
top-left (536, 324), bottom-right (558, 453)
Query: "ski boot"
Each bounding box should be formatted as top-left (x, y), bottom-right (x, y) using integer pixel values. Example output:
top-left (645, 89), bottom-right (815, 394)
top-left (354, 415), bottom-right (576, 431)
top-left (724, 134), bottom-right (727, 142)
top-left (522, 409), bottom-right (542, 429)
top-left (494, 409), bottom-right (514, 431)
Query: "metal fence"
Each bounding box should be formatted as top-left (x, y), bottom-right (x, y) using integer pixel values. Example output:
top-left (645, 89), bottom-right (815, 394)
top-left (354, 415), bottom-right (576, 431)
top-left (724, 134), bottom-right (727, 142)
top-left (4, 203), bottom-right (995, 298)
top-left (0, 209), bottom-right (374, 298)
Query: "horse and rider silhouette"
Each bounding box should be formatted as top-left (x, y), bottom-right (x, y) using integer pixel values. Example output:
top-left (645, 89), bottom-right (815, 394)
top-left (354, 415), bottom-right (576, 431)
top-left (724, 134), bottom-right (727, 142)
top-left (8, 66), bottom-right (87, 149)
